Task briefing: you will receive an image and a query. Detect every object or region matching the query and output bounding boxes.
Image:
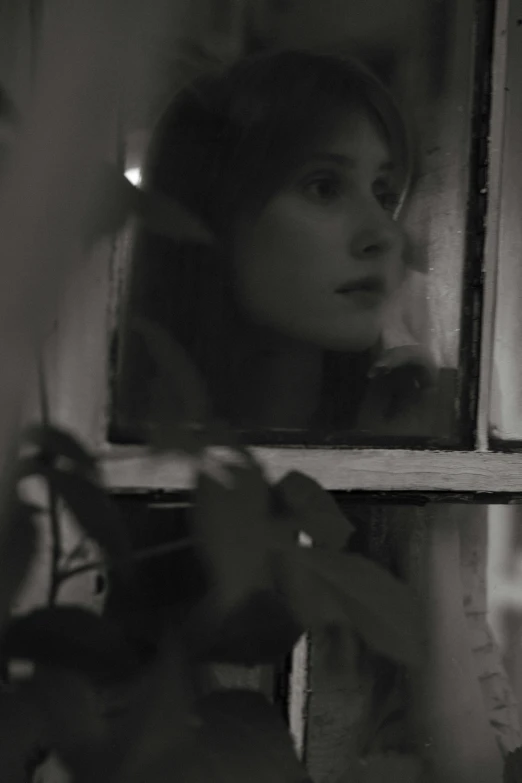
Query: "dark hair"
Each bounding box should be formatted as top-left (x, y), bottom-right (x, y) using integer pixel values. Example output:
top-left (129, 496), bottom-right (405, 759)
top-left (114, 49), bottom-right (412, 436)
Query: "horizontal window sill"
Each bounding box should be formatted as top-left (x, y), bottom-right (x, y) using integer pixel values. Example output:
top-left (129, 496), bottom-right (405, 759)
top-left (100, 445), bottom-right (522, 497)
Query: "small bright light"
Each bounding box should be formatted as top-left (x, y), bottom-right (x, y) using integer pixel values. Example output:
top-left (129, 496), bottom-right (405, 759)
top-left (124, 167), bottom-right (142, 186)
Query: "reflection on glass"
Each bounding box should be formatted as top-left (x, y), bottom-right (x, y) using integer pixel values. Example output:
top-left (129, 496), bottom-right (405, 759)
top-left (111, 1), bottom-right (472, 445)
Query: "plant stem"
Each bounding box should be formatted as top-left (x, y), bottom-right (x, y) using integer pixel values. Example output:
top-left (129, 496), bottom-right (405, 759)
top-left (37, 354), bottom-right (62, 606)
top-left (57, 536), bottom-right (196, 583)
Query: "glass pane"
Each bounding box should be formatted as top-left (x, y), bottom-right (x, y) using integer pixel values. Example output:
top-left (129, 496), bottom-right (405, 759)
top-left (490, 1), bottom-right (522, 445)
top-left (105, 494), bottom-right (520, 781)
top-left (109, 0), bottom-right (481, 447)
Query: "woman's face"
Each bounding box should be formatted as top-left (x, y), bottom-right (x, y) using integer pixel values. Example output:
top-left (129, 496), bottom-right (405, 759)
top-left (231, 110), bottom-right (406, 352)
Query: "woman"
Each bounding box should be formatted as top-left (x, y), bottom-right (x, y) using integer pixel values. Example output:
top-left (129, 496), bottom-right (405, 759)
top-left (115, 49), bottom-right (441, 442)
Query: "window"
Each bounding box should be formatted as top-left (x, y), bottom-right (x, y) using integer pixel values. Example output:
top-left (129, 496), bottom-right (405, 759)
top-left (33, 0), bottom-right (522, 779)
top-left (43, 0), bottom-right (510, 494)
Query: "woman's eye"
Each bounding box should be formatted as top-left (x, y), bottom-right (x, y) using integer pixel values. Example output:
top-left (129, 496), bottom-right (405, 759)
top-left (373, 180), bottom-right (400, 212)
top-left (302, 174), bottom-right (342, 202)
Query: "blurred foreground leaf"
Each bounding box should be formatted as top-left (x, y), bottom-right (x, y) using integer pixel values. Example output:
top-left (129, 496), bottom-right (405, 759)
top-left (23, 666), bottom-right (107, 783)
top-left (2, 607), bottom-right (138, 677)
top-left (282, 548), bottom-right (423, 668)
top-left (106, 675), bottom-right (309, 783)
top-left (193, 462), bottom-right (272, 615)
top-left (0, 686), bottom-right (47, 783)
top-left (17, 458), bottom-right (129, 567)
top-left (111, 629), bottom-right (197, 783)
top-left (189, 589), bottom-right (303, 666)
top-left (277, 471), bottom-right (354, 548)
top-left (0, 500), bottom-right (37, 629)
top-left (174, 689), bottom-right (312, 783)
top-left (22, 424), bottom-right (98, 479)
top-left (191, 450), bottom-right (422, 668)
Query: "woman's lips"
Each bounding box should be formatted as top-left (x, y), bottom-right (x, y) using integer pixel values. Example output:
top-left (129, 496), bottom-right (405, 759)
top-left (335, 276), bottom-right (387, 308)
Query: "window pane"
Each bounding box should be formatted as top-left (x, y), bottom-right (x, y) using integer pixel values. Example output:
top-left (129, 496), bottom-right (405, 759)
top-left (109, 0), bottom-right (481, 448)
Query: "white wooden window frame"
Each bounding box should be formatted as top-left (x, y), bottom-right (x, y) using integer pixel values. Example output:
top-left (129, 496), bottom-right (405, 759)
top-left (44, 0), bottom-right (522, 497)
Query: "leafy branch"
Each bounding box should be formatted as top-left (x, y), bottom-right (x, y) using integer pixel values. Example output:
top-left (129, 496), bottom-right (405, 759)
top-left (0, 364), bottom-right (426, 782)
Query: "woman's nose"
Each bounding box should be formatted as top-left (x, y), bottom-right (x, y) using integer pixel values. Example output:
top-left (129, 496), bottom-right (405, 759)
top-left (350, 214), bottom-right (404, 261)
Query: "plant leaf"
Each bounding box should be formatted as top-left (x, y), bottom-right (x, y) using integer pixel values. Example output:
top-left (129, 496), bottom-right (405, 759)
top-left (183, 689), bottom-right (312, 783)
top-left (23, 665), bottom-right (108, 783)
top-left (281, 547), bottom-right (423, 668)
top-left (16, 459), bottom-right (129, 566)
top-left (2, 607), bottom-right (139, 677)
top-left (192, 590), bottom-right (304, 666)
top-left (0, 499), bottom-right (37, 629)
top-left (276, 471), bottom-right (354, 548)
top-left (505, 748), bottom-right (522, 783)
top-left (130, 688), bottom-right (314, 782)
top-left (0, 685), bottom-right (48, 782)
top-left (22, 424), bottom-right (98, 478)
top-left (193, 462), bottom-right (272, 615)
top-left (111, 629), bottom-right (198, 783)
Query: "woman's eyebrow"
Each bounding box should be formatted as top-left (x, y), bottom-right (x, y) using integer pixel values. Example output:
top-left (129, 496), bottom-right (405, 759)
top-left (305, 152), bottom-right (394, 172)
